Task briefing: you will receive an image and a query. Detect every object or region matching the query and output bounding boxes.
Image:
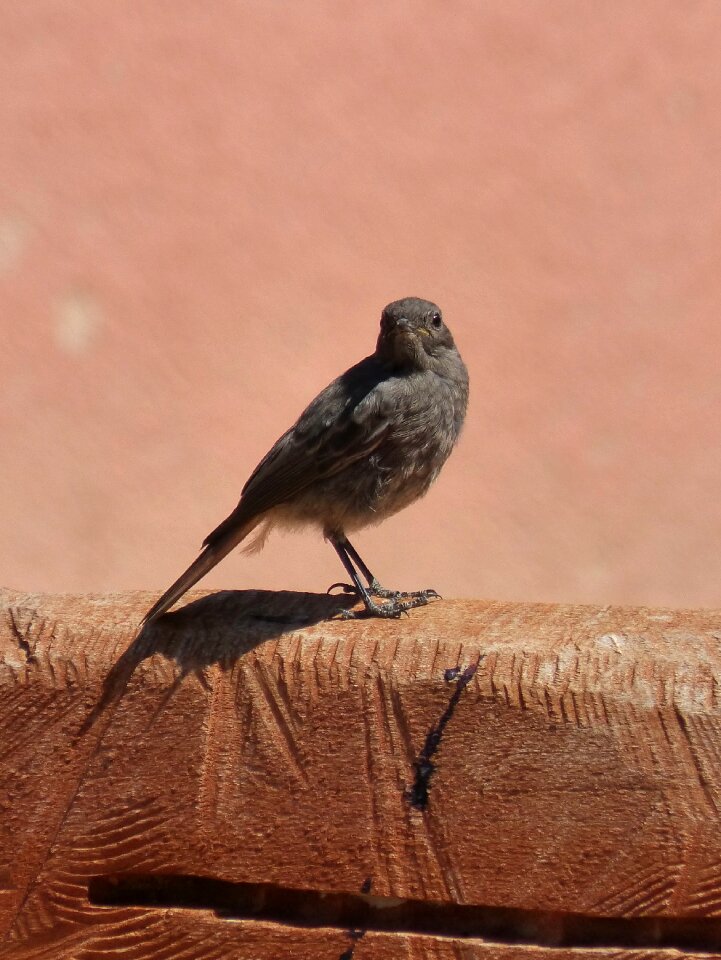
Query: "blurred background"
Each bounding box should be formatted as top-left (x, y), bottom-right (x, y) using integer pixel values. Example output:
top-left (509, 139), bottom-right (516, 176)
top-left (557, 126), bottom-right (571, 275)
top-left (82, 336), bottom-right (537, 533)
top-left (2, 1), bottom-right (721, 609)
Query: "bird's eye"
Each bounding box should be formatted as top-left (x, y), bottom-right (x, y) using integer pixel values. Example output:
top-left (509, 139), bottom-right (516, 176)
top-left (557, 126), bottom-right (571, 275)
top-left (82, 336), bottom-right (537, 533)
top-left (431, 313), bottom-right (442, 329)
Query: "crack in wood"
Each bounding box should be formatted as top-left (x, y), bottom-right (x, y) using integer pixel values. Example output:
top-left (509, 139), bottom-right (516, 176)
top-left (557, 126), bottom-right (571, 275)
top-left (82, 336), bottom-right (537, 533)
top-left (406, 659), bottom-right (481, 811)
top-left (89, 872), bottom-right (721, 953)
top-left (338, 925), bottom-right (366, 959)
top-left (338, 878), bottom-right (373, 958)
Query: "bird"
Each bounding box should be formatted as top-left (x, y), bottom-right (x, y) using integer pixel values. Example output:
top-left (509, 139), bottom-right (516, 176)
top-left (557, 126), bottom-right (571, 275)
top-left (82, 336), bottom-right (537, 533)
top-left (141, 297), bottom-right (469, 624)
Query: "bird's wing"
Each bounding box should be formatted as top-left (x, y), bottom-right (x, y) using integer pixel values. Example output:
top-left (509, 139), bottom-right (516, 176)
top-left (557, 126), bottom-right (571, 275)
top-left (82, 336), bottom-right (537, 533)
top-left (141, 363), bottom-right (393, 624)
top-left (203, 360), bottom-right (392, 547)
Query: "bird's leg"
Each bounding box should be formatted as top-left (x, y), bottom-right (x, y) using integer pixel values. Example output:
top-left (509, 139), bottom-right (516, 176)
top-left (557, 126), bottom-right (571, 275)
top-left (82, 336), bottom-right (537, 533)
top-left (341, 537), bottom-right (394, 596)
top-left (330, 536), bottom-right (439, 619)
top-left (343, 537), bottom-right (441, 602)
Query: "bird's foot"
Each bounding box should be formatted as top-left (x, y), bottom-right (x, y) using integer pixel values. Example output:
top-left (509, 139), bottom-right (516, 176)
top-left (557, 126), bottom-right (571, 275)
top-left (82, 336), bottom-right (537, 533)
top-left (368, 579), bottom-right (442, 602)
top-left (339, 590), bottom-right (441, 620)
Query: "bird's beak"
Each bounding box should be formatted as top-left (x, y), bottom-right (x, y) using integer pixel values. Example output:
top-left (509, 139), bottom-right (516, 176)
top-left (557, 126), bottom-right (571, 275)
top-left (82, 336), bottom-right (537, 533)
top-left (390, 317), bottom-right (413, 341)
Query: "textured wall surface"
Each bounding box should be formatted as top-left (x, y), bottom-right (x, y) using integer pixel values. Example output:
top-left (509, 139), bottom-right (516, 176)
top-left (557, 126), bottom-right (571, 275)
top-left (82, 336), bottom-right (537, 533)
top-left (2, 3), bottom-right (721, 608)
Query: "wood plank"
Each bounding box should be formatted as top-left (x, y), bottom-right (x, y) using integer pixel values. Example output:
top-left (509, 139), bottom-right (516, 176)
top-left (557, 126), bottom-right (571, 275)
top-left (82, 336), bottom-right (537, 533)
top-left (2, 587), bottom-right (721, 958)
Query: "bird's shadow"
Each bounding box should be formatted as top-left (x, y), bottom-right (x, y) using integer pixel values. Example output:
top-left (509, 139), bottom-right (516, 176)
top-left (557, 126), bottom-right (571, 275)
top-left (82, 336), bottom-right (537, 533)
top-left (81, 588), bottom-right (355, 734)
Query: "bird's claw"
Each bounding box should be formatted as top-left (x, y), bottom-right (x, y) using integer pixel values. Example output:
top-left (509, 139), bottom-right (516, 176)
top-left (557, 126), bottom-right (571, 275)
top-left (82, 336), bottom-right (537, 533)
top-left (420, 588), bottom-right (442, 600)
top-left (327, 581), bottom-right (358, 596)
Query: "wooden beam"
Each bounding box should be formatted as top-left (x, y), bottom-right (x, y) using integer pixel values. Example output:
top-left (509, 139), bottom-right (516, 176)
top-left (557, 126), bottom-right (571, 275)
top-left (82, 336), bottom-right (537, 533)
top-left (2, 587), bottom-right (721, 958)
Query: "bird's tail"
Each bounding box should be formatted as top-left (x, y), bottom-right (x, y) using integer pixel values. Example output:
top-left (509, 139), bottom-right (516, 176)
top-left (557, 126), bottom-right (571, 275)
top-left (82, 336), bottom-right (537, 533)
top-left (141, 513), bottom-right (259, 626)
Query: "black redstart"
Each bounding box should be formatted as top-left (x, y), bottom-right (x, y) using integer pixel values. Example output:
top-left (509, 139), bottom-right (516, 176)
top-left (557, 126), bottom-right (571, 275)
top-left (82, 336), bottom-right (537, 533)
top-left (142, 297), bottom-right (469, 622)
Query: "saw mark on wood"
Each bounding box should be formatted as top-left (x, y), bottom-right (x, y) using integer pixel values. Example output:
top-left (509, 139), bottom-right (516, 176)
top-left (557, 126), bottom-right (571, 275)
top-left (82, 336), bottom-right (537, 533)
top-left (418, 794), bottom-right (463, 903)
top-left (0, 688), bottom-right (76, 763)
top-left (689, 714), bottom-right (721, 771)
top-left (40, 799), bottom-right (170, 932)
top-left (275, 657), bottom-right (302, 729)
top-left (240, 660), bottom-right (309, 786)
top-left (198, 666), bottom-right (232, 825)
top-left (590, 689), bottom-right (611, 727)
top-left (359, 680), bottom-right (387, 889)
top-left (12, 887), bottom-right (66, 951)
top-left (688, 855), bottom-right (721, 912)
top-left (35, 912), bottom-right (182, 960)
top-left (71, 798), bottom-right (168, 866)
top-left (669, 824), bottom-right (718, 915)
top-left (387, 679), bottom-right (418, 779)
top-left (6, 697), bottom-right (119, 941)
top-left (591, 860), bottom-right (682, 916)
top-left (89, 872), bottom-right (721, 953)
top-left (8, 607), bottom-right (37, 666)
top-left (407, 660), bottom-right (480, 811)
top-left (672, 706), bottom-right (720, 816)
top-left (369, 671), bottom-right (393, 759)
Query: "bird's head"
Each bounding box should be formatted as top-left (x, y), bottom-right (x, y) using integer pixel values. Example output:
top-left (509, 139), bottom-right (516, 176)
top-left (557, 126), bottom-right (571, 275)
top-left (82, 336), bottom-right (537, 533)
top-left (376, 297), bottom-right (456, 371)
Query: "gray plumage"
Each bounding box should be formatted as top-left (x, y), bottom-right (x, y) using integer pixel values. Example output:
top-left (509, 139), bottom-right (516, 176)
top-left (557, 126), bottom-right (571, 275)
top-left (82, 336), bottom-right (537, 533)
top-left (142, 297), bottom-right (468, 623)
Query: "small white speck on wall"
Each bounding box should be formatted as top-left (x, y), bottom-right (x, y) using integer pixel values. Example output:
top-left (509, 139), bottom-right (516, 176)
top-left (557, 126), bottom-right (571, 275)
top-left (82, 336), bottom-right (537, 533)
top-left (0, 214), bottom-right (30, 273)
top-left (54, 292), bottom-right (102, 356)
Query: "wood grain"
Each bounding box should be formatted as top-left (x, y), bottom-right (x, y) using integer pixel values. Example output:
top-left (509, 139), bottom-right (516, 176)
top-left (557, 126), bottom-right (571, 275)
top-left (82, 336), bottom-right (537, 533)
top-left (2, 586), bottom-right (721, 958)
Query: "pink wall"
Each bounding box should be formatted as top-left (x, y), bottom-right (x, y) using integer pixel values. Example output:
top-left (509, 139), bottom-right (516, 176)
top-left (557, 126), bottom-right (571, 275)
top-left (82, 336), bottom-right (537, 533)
top-left (3, 3), bottom-right (721, 608)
